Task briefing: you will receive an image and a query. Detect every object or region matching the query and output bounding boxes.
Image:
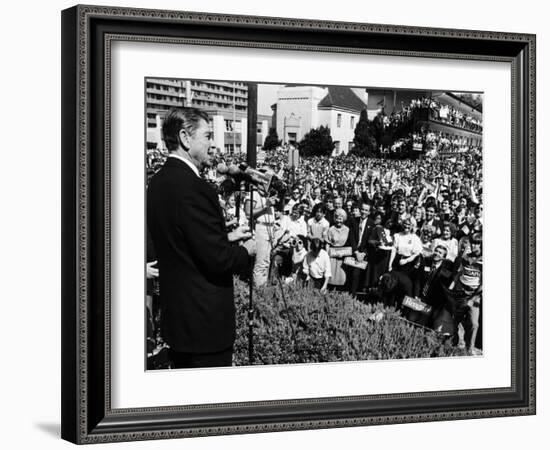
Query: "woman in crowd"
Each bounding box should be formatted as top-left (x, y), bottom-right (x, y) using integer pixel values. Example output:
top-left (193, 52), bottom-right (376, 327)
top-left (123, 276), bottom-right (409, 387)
top-left (433, 222), bottom-right (459, 262)
top-left (223, 192), bottom-right (247, 230)
top-left (326, 208), bottom-right (350, 288)
top-left (419, 225), bottom-right (436, 258)
top-left (388, 218), bottom-right (422, 275)
top-left (411, 205), bottom-right (426, 233)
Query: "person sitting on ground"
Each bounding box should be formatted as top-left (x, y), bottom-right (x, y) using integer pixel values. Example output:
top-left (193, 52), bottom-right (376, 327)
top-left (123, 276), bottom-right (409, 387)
top-left (302, 237), bottom-right (332, 293)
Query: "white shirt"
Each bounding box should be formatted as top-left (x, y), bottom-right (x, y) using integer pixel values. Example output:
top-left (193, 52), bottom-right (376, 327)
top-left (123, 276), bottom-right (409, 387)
top-left (250, 191), bottom-right (275, 225)
top-left (303, 249), bottom-right (332, 279)
top-left (358, 218), bottom-right (368, 240)
top-left (287, 216), bottom-right (307, 238)
top-left (393, 232), bottom-right (422, 257)
top-left (168, 153), bottom-right (200, 178)
top-left (307, 217), bottom-right (330, 240)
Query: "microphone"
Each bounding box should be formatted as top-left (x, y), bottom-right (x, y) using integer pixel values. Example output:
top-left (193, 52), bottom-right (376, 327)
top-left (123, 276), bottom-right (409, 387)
top-left (216, 163), bottom-right (274, 194)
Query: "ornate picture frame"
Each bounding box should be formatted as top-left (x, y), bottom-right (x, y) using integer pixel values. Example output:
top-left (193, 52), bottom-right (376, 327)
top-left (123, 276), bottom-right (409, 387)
top-left (61, 5), bottom-right (536, 444)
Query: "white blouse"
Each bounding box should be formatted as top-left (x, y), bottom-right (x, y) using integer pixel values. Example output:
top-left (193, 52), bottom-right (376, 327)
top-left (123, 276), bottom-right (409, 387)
top-left (393, 232), bottom-right (422, 257)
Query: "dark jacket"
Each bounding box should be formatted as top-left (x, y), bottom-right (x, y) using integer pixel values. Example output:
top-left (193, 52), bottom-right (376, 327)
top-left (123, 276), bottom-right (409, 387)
top-left (417, 257), bottom-right (455, 307)
top-left (348, 217), bottom-right (375, 254)
top-left (379, 270), bottom-right (413, 309)
top-left (147, 157), bottom-right (250, 353)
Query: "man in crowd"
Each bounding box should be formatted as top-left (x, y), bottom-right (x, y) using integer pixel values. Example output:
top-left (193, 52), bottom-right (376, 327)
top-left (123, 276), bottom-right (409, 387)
top-left (147, 108), bottom-right (256, 368)
top-left (408, 244), bottom-right (454, 326)
top-left (450, 232), bottom-right (483, 355)
top-left (348, 202), bottom-right (375, 296)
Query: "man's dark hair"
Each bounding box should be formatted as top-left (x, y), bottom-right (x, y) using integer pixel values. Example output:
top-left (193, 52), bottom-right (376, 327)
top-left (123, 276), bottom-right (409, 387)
top-left (162, 107), bottom-right (210, 152)
top-left (309, 238), bottom-right (323, 256)
top-left (312, 203), bottom-right (326, 216)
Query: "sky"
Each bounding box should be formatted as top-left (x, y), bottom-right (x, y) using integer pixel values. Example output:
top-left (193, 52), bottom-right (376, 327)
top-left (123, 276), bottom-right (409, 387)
top-left (257, 83), bottom-right (283, 116)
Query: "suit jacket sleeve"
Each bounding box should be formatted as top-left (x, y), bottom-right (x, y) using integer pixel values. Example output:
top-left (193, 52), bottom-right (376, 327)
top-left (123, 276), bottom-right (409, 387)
top-left (178, 182), bottom-right (249, 277)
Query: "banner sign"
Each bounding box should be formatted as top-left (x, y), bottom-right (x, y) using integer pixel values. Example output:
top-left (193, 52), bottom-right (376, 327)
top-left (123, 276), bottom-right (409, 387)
top-left (402, 296), bottom-right (432, 314)
top-left (328, 246), bottom-right (353, 258)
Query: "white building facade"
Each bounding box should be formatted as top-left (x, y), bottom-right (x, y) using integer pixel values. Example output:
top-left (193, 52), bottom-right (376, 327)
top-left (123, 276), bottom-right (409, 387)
top-left (274, 85), bottom-right (368, 156)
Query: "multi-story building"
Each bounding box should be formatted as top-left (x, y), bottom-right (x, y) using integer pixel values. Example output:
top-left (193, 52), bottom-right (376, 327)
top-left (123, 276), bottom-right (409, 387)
top-left (145, 78), bottom-right (270, 155)
top-left (272, 85), bottom-right (368, 156)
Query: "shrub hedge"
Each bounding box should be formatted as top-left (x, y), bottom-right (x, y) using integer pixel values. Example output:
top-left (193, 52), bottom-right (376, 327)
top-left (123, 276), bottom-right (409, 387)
top-left (234, 279), bottom-right (464, 366)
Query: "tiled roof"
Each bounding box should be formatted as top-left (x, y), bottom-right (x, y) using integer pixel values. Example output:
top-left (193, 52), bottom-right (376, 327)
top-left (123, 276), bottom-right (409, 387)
top-left (318, 86), bottom-right (367, 112)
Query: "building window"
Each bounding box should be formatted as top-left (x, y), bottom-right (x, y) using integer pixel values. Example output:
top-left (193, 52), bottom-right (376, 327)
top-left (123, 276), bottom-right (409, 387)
top-left (337, 114), bottom-right (342, 128)
top-left (350, 116), bottom-right (355, 129)
top-left (334, 141), bottom-right (340, 153)
top-left (225, 120), bottom-right (234, 131)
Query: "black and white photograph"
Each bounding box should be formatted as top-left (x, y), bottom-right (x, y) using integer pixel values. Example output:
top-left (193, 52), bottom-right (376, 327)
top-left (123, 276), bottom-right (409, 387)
top-left (145, 79), bottom-right (484, 370)
top-left (55, 2), bottom-right (538, 445)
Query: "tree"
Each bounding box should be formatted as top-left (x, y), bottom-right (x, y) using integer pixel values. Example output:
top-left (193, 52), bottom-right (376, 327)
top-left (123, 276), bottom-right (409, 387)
top-left (297, 125), bottom-right (335, 157)
top-left (454, 93), bottom-right (483, 112)
top-left (262, 127), bottom-right (281, 151)
top-left (350, 109), bottom-right (378, 157)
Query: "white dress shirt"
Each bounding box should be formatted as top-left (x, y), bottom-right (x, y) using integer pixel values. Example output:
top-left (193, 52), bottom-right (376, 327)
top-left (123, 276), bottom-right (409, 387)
top-left (302, 249), bottom-right (332, 279)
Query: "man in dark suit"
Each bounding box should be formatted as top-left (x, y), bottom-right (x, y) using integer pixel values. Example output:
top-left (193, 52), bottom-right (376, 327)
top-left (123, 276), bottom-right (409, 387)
top-left (409, 244), bottom-right (455, 326)
top-left (147, 108), bottom-right (256, 369)
top-left (348, 202), bottom-right (375, 296)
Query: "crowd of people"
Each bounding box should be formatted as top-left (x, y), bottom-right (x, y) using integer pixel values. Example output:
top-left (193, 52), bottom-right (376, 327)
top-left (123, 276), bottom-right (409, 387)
top-left (387, 130), bottom-right (480, 157)
top-left (147, 132), bottom-right (484, 360)
top-left (203, 145), bottom-right (483, 354)
top-left (358, 97), bottom-right (482, 159)
top-left (389, 97), bottom-right (483, 133)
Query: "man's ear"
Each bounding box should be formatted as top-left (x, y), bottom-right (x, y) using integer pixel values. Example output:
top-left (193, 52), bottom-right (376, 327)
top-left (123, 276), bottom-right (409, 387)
top-left (179, 129), bottom-right (190, 150)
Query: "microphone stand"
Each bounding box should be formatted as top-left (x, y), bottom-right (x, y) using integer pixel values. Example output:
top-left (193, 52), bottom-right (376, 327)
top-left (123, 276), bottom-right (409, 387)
top-left (235, 180), bottom-right (242, 223)
top-left (247, 183), bottom-right (255, 365)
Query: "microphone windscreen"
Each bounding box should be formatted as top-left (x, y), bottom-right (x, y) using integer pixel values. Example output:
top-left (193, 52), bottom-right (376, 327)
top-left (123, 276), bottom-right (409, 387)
top-left (226, 164), bottom-right (242, 177)
top-left (216, 163), bottom-right (229, 175)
